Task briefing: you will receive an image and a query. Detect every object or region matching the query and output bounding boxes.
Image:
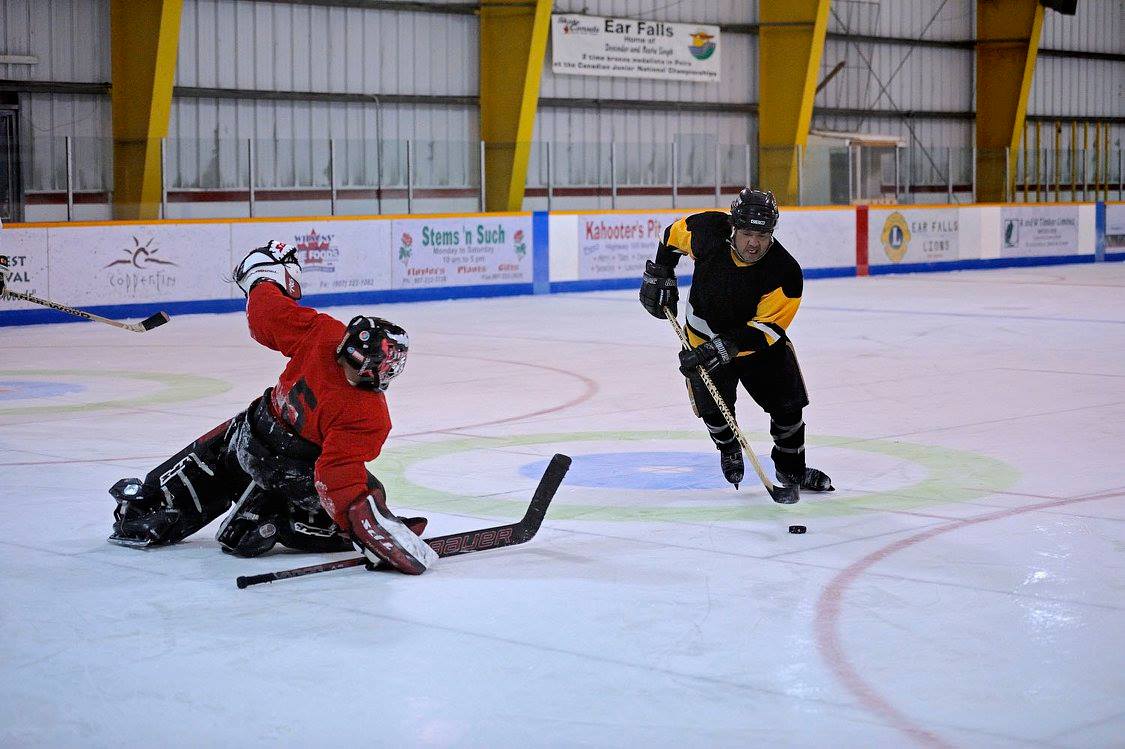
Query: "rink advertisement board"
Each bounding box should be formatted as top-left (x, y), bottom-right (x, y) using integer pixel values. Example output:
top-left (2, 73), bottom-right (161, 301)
top-left (230, 221), bottom-right (394, 295)
top-left (868, 208), bottom-right (960, 266)
top-left (773, 208), bottom-right (856, 270)
top-left (1, 202), bottom-right (1121, 328)
top-left (552, 14), bottom-right (721, 83)
top-left (0, 228), bottom-right (49, 311)
top-left (50, 223), bottom-right (235, 307)
top-left (1106, 203), bottom-right (1125, 250)
top-left (390, 216), bottom-right (533, 289)
top-left (998, 205), bottom-right (1080, 257)
top-left (577, 212), bottom-right (678, 279)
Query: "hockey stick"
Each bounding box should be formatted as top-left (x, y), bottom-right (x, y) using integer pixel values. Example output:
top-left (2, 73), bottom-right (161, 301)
top-left (235, 452), bottom-right (572, 588)
top-left (1, 288), bottom-right (170, 332)
top-left (663, 306), bottom-right (799, 504)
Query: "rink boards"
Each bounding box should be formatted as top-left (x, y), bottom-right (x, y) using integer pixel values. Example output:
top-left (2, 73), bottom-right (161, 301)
top-left (1, 201), bottom-right (1123, 326)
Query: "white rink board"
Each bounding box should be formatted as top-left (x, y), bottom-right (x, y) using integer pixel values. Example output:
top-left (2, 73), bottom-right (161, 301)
top-left (0, 203), bottom-right (1117, 326)
top-left (868, 206), bottom-right (961, 266)
top-left (0, 229), bottom-right (49, 310)
top-left (49, 223), bottom-right (236, 306)
top-left (772, 208), bottom-right (855, 269)
top-left (229, 221), bottom-right (394, 295)
top-left (390, 216), bottom-right (533, 289)
top-left (1106, 202), bottom-right (1125, 251)
top-left (998, 205), bottom-right (1081, 257)
top-left (577, 212), bottom-right (679, 280)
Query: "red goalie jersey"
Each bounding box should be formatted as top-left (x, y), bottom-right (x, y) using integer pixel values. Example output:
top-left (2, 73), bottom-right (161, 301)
top-left (245, 282), bottom-right (391, 526)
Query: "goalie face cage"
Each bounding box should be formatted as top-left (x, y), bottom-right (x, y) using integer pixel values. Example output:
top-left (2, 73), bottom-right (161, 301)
top-left (336, 316), bottom-right (409, 392)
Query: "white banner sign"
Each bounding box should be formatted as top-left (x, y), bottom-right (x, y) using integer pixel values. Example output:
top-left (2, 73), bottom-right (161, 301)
top-left (869, 208), bottom-right (960, 265)
top-left (999, 206), bottom-right (1080, 257)
top-left (577, 212), bottom-right (679, 279)
top-left (390, 216), bottom-right (533, 289)
top-left (49, 224), bottom-right (235, 306)
top-left (230, 221), bottom-right (394, 295)
top-left (0, 229), bottom-right (50, 311)
top-left (552, 14), bottom-right (721, 82)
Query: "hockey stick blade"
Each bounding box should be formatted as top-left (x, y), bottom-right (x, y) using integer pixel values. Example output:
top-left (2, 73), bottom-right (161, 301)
top-left (140, 311), bottom-right (171, 331)
top-left (236, 453), bottom-right (572, 588)
top-left (768, 484), bottom-right (800, 504)
top-left (2, 288), bottom-right (170, 332)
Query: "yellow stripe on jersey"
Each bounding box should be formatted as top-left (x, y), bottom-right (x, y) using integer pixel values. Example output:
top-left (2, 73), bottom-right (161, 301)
top-left (746, 287), bottom-right (801, 347)
top-left (666, 218), bottom-right (694, 258)
top-left (685, 325), bottom-right (709, 348)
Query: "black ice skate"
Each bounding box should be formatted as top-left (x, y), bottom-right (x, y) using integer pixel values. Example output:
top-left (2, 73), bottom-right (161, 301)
top-left (775, 467), bottom-right (834, 492)
top-left (720, 447), bottom-right (745, 489)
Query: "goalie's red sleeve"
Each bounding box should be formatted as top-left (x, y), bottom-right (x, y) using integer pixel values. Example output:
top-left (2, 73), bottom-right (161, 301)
top-left (246, 282), bottom-right (393, 529)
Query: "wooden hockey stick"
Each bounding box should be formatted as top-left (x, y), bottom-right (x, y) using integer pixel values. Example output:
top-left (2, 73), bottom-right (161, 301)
top-left (664, 306), bottom-right (799, 504)
top-left (236, 453), bottom-right (572, 588)
top-left (1, 288), bottom-right (169, 332)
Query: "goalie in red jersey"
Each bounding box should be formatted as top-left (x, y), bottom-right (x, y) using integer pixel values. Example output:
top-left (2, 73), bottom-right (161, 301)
top-left (108, 241), bottom-right (437, 575)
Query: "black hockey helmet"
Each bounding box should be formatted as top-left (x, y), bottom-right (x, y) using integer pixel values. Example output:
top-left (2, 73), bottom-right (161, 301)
top-left (730, 188), bottom-right (779, 233)
top-left (335, 316), bottom-right (409, 392)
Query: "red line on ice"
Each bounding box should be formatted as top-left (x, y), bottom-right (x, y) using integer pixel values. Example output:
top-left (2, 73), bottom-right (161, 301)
top-left (814, 488), bottom-right (1123, 748)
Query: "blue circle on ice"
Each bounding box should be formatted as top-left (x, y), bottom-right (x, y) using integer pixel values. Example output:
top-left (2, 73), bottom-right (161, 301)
top-left (518, 451), bottom-right (739, 490)
top-left (0, 380), bottom-right (85, 401)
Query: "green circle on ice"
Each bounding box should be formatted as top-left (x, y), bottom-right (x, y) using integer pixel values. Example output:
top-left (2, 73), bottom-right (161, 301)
top-left (0, 369), bottom-right (232, 415)
top-left (375, 430), bottom-right (1020, 521)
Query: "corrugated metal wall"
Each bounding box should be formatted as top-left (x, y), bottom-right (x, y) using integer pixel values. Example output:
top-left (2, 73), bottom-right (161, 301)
top-left (534, 0), bottom-right (756, 188)
top-left (1031, 3), bottom-right (1124, 192)
top-left (3, 0), bottom-right (1121, 200)
top-left (813, 0), bottom-right (975, 190)
top-left (1039, 0), bottom-right (1123, 53)
top-left (168, 0), bottom-right (479, 189)
top-left (1, 0), bottom-right (111, 192)
top-left (1032, 3), bottom-right (1124, 146)
top-left (0, 0), bottom-right (108, 82)
top-left (175, 1), bottom-right (476, 94)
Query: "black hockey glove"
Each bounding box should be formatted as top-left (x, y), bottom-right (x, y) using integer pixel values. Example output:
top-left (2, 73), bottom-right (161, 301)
top-left (678, 335), bottom-right (738, 376)
top-left (640, 260), bottom-right (678, 319)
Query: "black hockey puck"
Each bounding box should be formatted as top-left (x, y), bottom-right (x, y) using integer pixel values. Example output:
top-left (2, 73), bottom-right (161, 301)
top-left (788, 525), bottom-right (806, 534)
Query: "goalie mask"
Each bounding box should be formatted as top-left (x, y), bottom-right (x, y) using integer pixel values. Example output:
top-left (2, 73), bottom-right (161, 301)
top-left (336, 316), bottom-right (409, 392)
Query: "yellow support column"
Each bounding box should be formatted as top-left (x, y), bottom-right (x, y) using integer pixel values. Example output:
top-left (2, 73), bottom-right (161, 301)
top-left (976, 0), bottom-right (1043, 203)
top-left (479, 0), bottom-right (552, 212)
top-left (757, 0), bottom-right (830, 204)
top-left (110, 0), bottom-right (183, 220)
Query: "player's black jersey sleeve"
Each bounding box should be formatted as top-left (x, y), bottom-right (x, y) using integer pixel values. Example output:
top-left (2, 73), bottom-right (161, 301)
top-left (654, 211), bottom-right (732, 268)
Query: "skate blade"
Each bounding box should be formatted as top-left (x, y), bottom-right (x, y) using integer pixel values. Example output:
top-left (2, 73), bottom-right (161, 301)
top-left (107, 534), bottom-right (157, 548)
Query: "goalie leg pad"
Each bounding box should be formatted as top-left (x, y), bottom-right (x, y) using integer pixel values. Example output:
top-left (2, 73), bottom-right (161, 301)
top-left (109, 417), bottom-right (251, 548)
top-left (106, 416), bottom-right (253, 546)
top-left (215, 484), bottom-right (285, 557)
top-left (229, 393), bottom-right (320, 508)
top-left (275, 504), bottom-right (353, 554)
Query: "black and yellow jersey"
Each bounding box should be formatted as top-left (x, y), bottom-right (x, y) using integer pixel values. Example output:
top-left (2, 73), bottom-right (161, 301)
top-left (655, 210), bottom-right (803, 355)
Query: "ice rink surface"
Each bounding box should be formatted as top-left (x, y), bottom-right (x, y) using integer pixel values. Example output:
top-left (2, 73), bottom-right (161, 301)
top-left (2, 263), bottom-right (1123, 748)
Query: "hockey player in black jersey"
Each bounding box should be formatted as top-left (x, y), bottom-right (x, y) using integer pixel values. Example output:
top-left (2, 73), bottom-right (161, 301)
top-left (640, 187), bottom-right (833, 493)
